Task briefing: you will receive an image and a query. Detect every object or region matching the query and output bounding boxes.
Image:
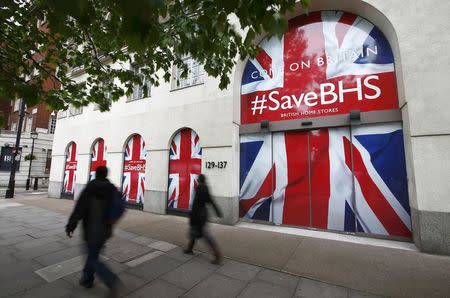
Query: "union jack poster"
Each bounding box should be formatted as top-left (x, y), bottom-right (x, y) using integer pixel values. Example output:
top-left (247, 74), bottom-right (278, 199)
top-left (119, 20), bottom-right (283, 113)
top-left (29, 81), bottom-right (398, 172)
top-left (239, 123), bottom-right (411, 238)
top-left (62, 142), bottom-right (77, 195)
top-left (122, 134), bottom-right (146, 205)
top-left (168, 128), bottom-right (202, 210)
top-left (241, 11), bottom-right (398, 124)
top-left (90, 138), bottom-right (107, 181)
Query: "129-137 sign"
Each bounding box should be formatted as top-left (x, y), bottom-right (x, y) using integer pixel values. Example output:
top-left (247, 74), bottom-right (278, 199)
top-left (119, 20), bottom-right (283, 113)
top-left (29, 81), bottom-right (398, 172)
top-left (205, 161), bottom-right (227, 169)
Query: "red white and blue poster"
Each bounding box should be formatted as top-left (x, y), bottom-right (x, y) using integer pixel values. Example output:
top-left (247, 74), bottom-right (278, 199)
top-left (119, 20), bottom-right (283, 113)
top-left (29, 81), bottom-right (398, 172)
top-left (241, 11), bottom-right (398, 124)
top-left (122, 134), bottom-right (146, 205)
top-left (90, 138), bottom-right (107, 181)
top-left (168, 128), bottom-right (202, 210)
top-left (63, 142), bottom-right (77, 195)
top-left (239, 123), bottom-right (411, 238)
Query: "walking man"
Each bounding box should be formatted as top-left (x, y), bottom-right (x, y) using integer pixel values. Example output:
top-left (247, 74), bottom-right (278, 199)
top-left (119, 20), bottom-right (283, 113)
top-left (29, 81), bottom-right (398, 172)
top-left (66, 166), bottom-right (119, 292)
top-left (184, 174), bottom-right (223, 264)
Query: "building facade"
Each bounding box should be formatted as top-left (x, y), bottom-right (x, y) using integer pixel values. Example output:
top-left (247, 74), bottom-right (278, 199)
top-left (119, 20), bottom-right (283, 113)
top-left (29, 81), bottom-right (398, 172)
top-left (0, 131), bottom-right (53, 189)
top-left (0, 98), bottom-right (56, 189)
top-left (48, 0), bottom-right (450, 255)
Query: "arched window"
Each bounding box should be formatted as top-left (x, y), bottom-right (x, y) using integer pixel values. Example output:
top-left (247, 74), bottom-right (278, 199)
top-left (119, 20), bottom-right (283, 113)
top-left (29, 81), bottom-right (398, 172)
top-left (89, 138), bottom-right (107, 181)
top-left (167, 128), bottom-right (202, 210)
top-left (122, 134), bottom-right (146, 205)
top-left (62, 142), bottom-right (77, 195)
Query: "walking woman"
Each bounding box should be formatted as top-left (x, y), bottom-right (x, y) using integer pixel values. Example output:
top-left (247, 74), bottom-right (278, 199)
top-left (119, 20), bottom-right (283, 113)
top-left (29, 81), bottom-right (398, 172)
top-left (184, 174), bottom-right (223, 264)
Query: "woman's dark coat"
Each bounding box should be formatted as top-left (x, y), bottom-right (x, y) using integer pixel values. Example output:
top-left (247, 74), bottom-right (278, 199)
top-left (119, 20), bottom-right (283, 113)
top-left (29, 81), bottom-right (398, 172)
top-left (189, 184), bottom-right (222, 230)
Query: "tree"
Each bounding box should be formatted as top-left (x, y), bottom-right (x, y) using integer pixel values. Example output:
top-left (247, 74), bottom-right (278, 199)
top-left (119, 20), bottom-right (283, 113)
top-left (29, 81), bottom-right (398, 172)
top-left (0, 110), bottom-right (4, 128)
top-left (0, 0), bottom-right (309, 111)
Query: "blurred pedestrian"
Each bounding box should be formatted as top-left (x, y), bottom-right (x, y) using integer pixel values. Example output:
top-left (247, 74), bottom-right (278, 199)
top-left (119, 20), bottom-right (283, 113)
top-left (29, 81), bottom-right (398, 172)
top-left (66, 166), bottom-right (120, 294)
top-left (184, 174), bottom-right (223, 264)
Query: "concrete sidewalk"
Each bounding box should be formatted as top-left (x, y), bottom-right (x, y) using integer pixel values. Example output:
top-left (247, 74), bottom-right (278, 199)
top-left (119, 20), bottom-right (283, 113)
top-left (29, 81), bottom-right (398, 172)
top-left (4, 195), bottom-right (450, 297)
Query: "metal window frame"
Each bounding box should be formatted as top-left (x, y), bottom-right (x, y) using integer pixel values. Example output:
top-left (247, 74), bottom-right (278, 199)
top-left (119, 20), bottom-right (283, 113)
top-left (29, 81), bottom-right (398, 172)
top-left (171, 56), bottom-right (205, 91)
top-left (239, 109), bottom-right (402, 135)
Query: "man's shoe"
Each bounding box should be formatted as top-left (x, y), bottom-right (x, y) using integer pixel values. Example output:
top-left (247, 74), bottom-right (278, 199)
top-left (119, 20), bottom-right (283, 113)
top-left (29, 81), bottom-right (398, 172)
top-left (79, 278), bottom-right (94, 288)
top-left (108, 277), bottom-right (123, 298)
top-left (183, 249), bottom-right (194, 255)
top-left (211, 252), bottom-right (223, 265)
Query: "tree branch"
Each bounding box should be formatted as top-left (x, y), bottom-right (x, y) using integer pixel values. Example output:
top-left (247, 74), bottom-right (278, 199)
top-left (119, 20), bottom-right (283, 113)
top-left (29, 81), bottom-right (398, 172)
top-left (0, 30), bottom-right (64, 85)
top-left (83, 29), bottom-right (107, 71)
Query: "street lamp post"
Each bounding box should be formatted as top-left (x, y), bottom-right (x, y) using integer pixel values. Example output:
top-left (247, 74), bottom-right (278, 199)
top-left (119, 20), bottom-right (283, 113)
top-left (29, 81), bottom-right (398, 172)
top-left (5, 99), bottom-right (26, 199)
top-left (26, 131), bottom-right (38, 190)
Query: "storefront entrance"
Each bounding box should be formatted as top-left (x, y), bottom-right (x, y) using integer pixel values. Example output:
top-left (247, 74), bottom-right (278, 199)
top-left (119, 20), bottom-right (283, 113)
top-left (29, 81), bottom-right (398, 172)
top-left (240, 122), bottom-right (411, 238)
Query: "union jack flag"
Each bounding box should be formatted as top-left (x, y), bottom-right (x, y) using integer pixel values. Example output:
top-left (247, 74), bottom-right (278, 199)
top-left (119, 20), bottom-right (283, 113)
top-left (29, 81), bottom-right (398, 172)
top-left (90, 138), bottom-right (107, 181)
top-left (168, 129), bottom-right (202, 210)
top-left (63, 142), bottom-right (77, 194)
top-left (122, 134), bottom-right (146, 205)
top-left (241, 10), bottom-right (398, 124)
top-left (240, 123), bottom-right (411, 238)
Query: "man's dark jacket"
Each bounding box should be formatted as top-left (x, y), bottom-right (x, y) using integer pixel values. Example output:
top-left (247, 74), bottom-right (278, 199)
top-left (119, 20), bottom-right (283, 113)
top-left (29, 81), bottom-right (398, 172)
top-left (190, 184), bottom-right (222, 229)
top-left (66, 178), bottom-right (117, 244)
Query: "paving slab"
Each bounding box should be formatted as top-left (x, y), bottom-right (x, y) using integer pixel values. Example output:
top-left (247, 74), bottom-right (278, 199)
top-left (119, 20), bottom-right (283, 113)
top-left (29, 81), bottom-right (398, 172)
top-left (126, 278), bottom-right (185, 298)
top-left (257, 268), bottom-right (300, 289)
top-left (216, 259), bottom-right (261, 282)
top-left (148, 240), bottom-right (178, 252)
top-left (160, 256), bottom-right (220, 290)
top-left (283, 237), bottom-right (450, 297)
top-left (126, 250), bottom-right (165, 267)
top-left (105, 241), bottom-right (153, 263)
top-left (164, 247), bottom-right (196, 263)
top-left (1, 228), bottom-right (40, 239)
top-left (61, 268), bottom-right (142, 297)
top-left (114, 271), bottom-right (148, 297)
top-left (60, 235), bottom-right (84, 247)
top-left (35, 255), bottom-right (87, 282)
top-left (63, 272), bottom-right (109, 298)
top-left (13, 241), bottom-right (67, 260)
top-left (13, 236), bottom-right (61, 250)
top-left (130, 235), bottom-right (158, 246)
top-left (127, 255), bottom-right (182, 282)
top-left (295, 278), bottom-right (348, 298)
top-left (0, 253), bottom-right (19, 265)
top-left (106, 236), bottom-right (134, 248)
top-left (237, 280), bottom-right (295, 298)
top-left (34, 254), bottom-right (108, 282)
top-left (1, 227), bottom-right (43, 239)
top-left (0, 261), bottom-right (46, 297)
top-left (114, 229), bottom-right (139, 240)
top-left (0, 225), bottom-right (28, 234)
top-left (182, 273), bottom-right (247, 298)
top-left (104, 258), bottom-right (129, 274)
top-left (34, 244), bottom-right (84, 266)
top-left (28, 228), bottom-right (65, 239)
top-left (36, 223), bottom-right (65, 231)
top-left (15, 279), bottom-right (76, 298)
top-left (0, 234), bottom-right (35, 246)
top-left (348, 289), bottom-right (383, 298)
top-left (0, 202), bottom-right (23, 209)
top-left (213, 226), bottom-right (303, 269)
top-left (0, 245), bottom-right (17, 256)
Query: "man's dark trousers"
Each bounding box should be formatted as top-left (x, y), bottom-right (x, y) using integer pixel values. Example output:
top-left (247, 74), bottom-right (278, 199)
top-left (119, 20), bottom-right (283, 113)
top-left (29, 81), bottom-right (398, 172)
top-left (83, 241), bottom-right (116, 288)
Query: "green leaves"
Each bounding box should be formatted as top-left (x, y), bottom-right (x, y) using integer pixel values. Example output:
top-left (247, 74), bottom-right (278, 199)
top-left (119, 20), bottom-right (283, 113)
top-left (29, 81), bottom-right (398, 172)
top-left (301, 0), bottom-right (311, 13)
top-left (1, 0), bottom-right (304, 111)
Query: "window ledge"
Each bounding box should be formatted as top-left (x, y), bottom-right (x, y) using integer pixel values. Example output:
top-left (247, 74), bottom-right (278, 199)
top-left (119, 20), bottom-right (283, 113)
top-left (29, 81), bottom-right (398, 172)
top-left (126, 96), bottom-right (151, 102)
top-left (170, 82), bottom-right (204, 92)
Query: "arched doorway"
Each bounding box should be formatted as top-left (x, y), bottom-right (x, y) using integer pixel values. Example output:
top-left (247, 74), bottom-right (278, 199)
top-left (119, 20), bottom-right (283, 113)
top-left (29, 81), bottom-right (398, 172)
top-left (122, 134), bottom-right (146, 206)
top-left (62, 141), bottom-right (77, 197)
top-left (167, 128), bottom-right (202, 211)
top-left (239, 11), bottom-right (411, 239)
top-left (89, 138), bottom-right (107, 181)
